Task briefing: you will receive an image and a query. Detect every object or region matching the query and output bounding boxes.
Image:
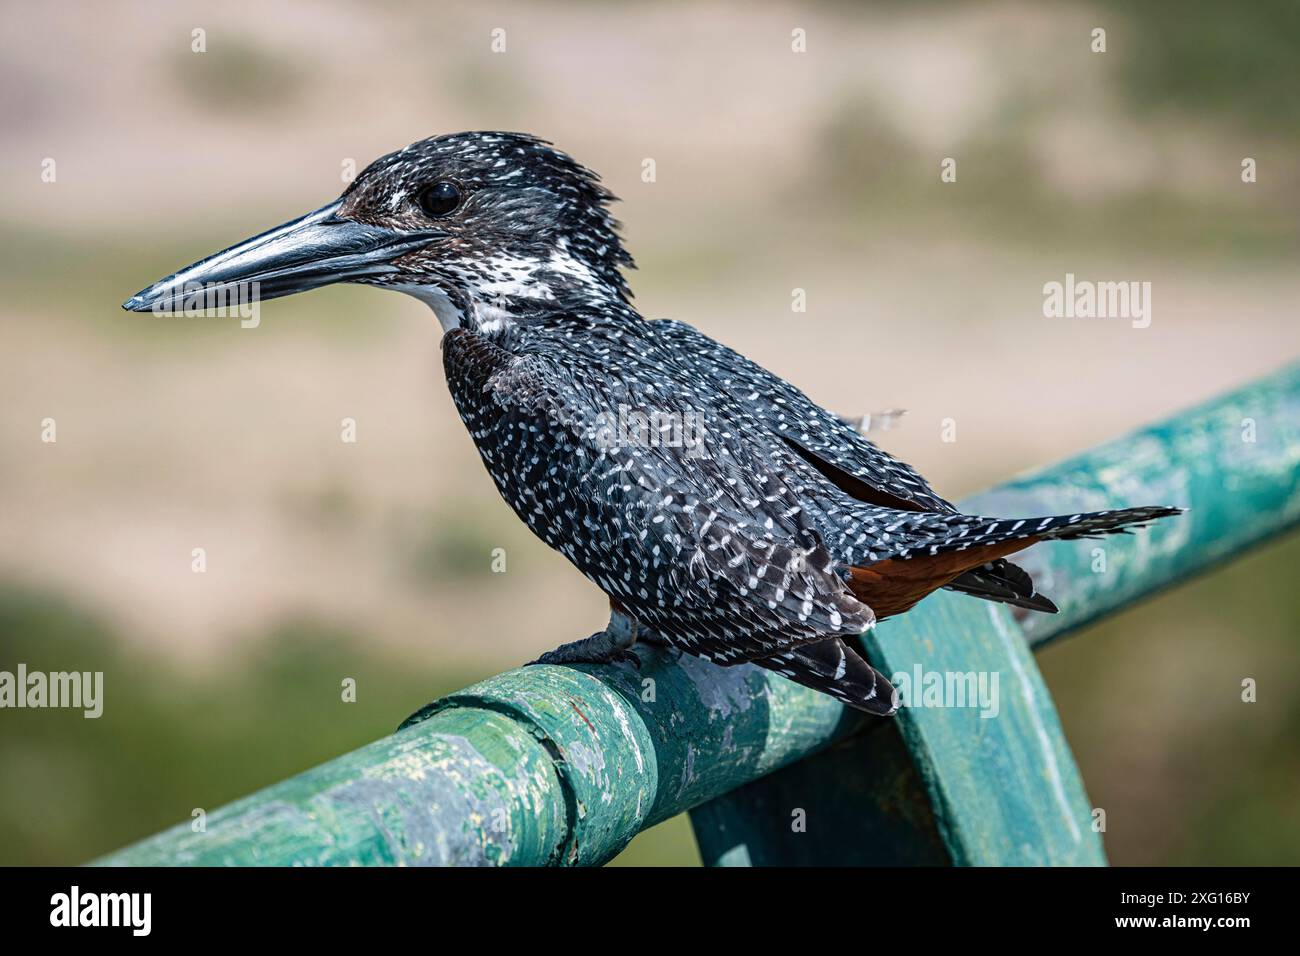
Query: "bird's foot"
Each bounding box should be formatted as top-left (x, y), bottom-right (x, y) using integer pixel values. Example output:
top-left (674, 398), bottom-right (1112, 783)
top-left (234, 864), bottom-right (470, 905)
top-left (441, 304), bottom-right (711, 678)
top-left (633, 628), bottom-right (681, 657)
top-left (527, 631), bottom-right (642, 669)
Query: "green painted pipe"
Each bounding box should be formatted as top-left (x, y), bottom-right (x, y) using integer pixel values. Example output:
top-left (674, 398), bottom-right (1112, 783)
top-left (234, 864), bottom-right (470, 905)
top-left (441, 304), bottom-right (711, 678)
top-left (96, 654), bottom-right (859, 866)
top-left (964, 362), bottom-right (1300, 649)
top-left (95, 363), bottom-right (1300, 866)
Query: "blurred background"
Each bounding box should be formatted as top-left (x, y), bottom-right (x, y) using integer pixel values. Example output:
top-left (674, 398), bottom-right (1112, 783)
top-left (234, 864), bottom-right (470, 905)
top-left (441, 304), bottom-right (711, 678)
top-left (1, 0), bottom-right (1298, 866)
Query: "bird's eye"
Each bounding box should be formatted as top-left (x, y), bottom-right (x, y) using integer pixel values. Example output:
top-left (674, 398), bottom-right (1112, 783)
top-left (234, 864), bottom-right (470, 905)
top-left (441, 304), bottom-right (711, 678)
top-left (419, 181), bottom-right (462, 218)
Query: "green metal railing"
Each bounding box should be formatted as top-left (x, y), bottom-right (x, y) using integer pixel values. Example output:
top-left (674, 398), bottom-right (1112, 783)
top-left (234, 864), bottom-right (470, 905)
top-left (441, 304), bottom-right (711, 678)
top-left (95, 363), bottom-right (1300, 866)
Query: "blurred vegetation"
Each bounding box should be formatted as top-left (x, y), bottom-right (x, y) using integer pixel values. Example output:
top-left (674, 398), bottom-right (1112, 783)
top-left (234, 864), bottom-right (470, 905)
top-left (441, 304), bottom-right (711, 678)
top-left (806, 1), bottom-right (1300, 263)
top-left (169, 35), bottom-right (304, 113)
top-left (394, 503), bottom-right (523, 583)
top-left (817, 109), bottom-right (1295, 262)
top-left (0, 585), bottom-right (473, 865)
top-left (1107, 0), bottom-right (1300, 129)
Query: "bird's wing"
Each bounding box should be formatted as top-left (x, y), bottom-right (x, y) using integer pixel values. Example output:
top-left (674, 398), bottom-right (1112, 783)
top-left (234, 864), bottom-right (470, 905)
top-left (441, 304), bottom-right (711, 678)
top-left (443, 327), bottom-right (873, 661)
top-left (650, 319), bottom-right (958, 514)
top-left (648, 319), bottom-right (1062, 613)
top-left (755, 638), bottom-right (898, 715)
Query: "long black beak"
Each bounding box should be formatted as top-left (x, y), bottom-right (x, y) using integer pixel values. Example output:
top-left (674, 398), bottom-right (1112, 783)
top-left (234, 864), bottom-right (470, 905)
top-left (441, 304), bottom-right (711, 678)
top-left (122, 200), bottom-right (445, 313)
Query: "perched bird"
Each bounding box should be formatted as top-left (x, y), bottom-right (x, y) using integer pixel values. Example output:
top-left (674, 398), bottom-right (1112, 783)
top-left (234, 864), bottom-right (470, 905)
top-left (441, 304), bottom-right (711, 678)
top-left (124, 132), bottom-right (1182, 715)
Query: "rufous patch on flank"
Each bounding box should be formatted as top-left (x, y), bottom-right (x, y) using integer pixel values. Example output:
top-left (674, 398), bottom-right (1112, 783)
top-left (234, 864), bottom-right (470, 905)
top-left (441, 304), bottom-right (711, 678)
top-left (848, 538), bottom-right (1040, 620)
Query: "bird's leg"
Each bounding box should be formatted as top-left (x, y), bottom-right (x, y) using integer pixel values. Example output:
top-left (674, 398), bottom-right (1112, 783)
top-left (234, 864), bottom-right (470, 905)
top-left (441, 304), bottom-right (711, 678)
top-left (527, 609), bottom-right (643, 669)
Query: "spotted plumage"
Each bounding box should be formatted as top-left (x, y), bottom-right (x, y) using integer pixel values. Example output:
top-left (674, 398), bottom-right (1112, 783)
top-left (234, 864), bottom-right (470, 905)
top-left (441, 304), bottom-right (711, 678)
top-left (124, 131), bottom-right (1184, 715)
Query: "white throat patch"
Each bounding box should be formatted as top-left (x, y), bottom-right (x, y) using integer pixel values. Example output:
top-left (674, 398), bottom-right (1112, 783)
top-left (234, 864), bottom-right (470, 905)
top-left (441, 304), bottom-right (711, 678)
top-left (390, 283), bottom-right (463, 332)
top-left (387, 243), bottom-right (618, 335)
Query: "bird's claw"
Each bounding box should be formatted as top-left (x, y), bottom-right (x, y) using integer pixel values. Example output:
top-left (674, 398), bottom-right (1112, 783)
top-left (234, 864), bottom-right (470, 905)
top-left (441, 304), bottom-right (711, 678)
top-left (526, 632), bottom-right (642, 669)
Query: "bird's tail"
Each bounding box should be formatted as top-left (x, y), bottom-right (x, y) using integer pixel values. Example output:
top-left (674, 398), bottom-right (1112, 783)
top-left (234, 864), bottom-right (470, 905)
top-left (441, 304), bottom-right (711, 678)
top-left (846, 505), bottom-right (1185, 620)
top-left (754, 637), bottom-right (898, 716)
top-left (900, 505), bottom-right (1185, 559)
top-left (936, 508), bottom-right (1184, 611)
top-left (946, 558), bottom-right (1058, 613)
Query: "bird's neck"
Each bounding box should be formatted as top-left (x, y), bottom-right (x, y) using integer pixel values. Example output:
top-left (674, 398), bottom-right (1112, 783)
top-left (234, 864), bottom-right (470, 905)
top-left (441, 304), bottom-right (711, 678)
top-left (413, 243), bottom-right (634, 337)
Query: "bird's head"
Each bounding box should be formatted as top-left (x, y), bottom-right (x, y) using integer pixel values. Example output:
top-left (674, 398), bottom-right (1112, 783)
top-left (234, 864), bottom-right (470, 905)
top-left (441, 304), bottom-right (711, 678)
top-left (123, 132), bottom-right (634, 333)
